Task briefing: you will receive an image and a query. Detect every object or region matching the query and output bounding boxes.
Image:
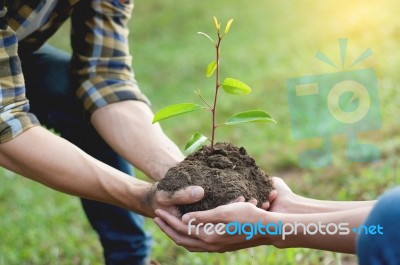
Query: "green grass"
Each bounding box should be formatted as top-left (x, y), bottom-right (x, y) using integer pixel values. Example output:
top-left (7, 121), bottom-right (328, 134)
top-left (1, 0), bottom-right (400, 264)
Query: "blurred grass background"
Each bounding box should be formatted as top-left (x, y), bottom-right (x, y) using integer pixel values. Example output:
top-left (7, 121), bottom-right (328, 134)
top-left (1, 0), bottom-right (400, 264)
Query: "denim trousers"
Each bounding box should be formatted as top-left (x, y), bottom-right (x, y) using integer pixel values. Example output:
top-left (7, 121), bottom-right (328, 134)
top-left (20, 44), bottom-right (152, 265)
top-left (357, 186), bottom-right (400, 264)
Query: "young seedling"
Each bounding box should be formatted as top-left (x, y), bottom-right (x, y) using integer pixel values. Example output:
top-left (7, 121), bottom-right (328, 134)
top-left (152, 17), bottom-right (276, 153)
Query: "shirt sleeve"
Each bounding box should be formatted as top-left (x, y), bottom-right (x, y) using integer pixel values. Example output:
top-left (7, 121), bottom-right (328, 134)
top-left (0, 25), bottom-right (40, 143)
top-left (70, 0), bottom-right (150, 119)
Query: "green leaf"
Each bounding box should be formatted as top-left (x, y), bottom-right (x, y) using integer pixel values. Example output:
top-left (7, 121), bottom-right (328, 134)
top-left (152, 103), bottom-right (204, 123)
top-left (221, 78), bottom-right (252, 95)
top-left (206, 61), bottom-right (217, 77)
top-left (213, 16), bottom-right (221, 32)
top-left (224, 19), bottom-right (234, 34)
top-left (184, 132), bottom-right (208, 155)
top-left (224, 110), bottom-right (276, 125)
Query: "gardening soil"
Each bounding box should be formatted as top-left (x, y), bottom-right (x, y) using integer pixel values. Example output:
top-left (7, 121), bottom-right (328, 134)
top-left (157, 142), bottom-right (273, 215)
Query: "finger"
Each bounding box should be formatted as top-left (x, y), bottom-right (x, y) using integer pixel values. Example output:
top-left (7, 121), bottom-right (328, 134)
top-left (269, 190), bottom-right (278, 201)
top-left (186, 247), bottom-right (207, 252)
top-left (261, 201), bottom-right (270, 210)
top-left (155, 209), bottom-right (188, 235)
top-left (182, 205), bottom-right (232, 224)
top-left (156, 186), bottom-right (204, 205)
top-left (229, 196), bottom-right (245, 203)
top-left (271, 176), bottom-right (282, 183)
top-left (162, 207), bottom-right (181, 218)
top-left (260, 189), bottom-right (277, 210)
top-left (271, 176), bottom-right (291, 192)
top-left (154, 217), bottom-right (206, 249)
top-left (248, 198), bottom-right (258, 205)
top-left (268, 190), bottom-right (278, 202)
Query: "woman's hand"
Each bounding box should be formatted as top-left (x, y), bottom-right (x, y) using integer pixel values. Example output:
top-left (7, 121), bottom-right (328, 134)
top-left (268, 177), bottom-right (376, 214)
top-left (268, 177), bottom-right (303, 213)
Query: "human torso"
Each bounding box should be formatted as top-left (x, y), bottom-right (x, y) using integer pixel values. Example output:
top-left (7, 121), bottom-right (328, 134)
top-left (6, 0), bottom-right (79, 52)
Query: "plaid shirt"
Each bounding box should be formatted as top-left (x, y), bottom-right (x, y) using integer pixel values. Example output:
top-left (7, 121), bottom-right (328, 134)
top-left (0, 0), bottom-right (149, 143)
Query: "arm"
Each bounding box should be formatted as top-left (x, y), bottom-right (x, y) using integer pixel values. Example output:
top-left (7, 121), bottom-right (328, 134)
top-left (270, 206), bottom-right (372, 253)
top-left (0, 5), bottom-right (202, 218)
top-left (0, 12), bottom-right (146, 210)
top-left (154, 201), bottom-right (372, 253)
top-left (0, 126), bottom-right (150, 215)
top-left (152, 177), bottom-right (374, 253)
top-left (91, 101), bottom-right (184, 180)
top-left (70, 1), bottom-right (183, 180)
top-left (269, 177), bottom-right (376, 213)
top-left (0, 126), bottom-right (202, 218)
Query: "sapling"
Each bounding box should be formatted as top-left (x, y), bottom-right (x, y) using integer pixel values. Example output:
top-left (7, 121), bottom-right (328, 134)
top-left (152, 16), bottom-right (276, 154)
top-left (152, 17), bottom-right (275, 214)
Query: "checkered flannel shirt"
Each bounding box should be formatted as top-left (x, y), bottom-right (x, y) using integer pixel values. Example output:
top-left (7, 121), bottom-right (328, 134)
top-left (0, 0), bottom-right (149, 143)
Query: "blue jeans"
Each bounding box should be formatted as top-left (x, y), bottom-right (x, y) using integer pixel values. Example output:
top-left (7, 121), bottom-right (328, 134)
top-left (20, 45), bottom-right (152, 265)
top-left (357, 186), bottom-right (400, 265)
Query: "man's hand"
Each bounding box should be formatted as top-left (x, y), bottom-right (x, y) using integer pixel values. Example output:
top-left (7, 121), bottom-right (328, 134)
top-left (150, 181), bottom-right (279, 252)
top-left (153, 190), bottom-right (283, 253)
top-left (143, 183), bottom-right (205, 218)
top-left (142, 178), bottom-right (276, 219)
top-left (153, 201), bottom-right (278, 252)
top-left (151, 181), bottom-right (278, 252)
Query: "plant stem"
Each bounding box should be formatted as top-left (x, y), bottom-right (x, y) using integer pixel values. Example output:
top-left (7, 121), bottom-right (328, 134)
top-left (198, 93), bottom-right (213, 110)
top-left (211, 35), bottom-right (222, 152)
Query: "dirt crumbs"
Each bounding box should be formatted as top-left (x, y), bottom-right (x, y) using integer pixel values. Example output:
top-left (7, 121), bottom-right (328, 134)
top-left (157, 142), bottom-right (273, 215)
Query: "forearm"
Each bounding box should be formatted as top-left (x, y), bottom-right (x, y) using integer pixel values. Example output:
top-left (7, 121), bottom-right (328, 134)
top-left (270, 177), bottom-right (376, 214)
top-left (287, 194), bottom-right (376, 213)
top-left (270, 206), bottom-right (373, 253)
top-left (91, 101), bottom-right (184, 180)
top-left (0, 126), bottom-right (154, 217)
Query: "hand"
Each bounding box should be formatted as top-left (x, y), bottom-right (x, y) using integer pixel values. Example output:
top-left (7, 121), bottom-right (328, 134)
top-left (154, 200), bottom-right (277, 252)
top-left (147, 176), bottom-right (276, 218)
top-left (268, 177), bottom-right (305, 213)
top-left (145, 182), bottom-right (205, 218)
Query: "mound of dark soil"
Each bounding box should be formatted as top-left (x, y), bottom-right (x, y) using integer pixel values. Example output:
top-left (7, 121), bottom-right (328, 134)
top-left (157, 142), bottom-right (273, 215)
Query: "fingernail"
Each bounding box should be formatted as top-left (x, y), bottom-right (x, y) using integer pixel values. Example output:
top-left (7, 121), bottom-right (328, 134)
top-left (154, 209), bottom-right (161, 216)
top-left (182, 214), bottom-right (190, 223)
top-left (191, 187), bottom-right (204, 200)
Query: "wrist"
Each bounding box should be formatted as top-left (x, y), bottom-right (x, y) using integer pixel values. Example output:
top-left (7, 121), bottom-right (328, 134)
top-left (149, 155), bottom-right (182, 181)
top-left (288, 194), bottom-right (313, 213)
top-left (292, 196), bottom-right (343, 213)
top-left (127, 179), bottom-right (155, 217)
top-left (272, 191), bottom-right (309, 214)
top-left (256, 211), bottom-right (284, 248)
top-left (264, 212), bottom-right (300, 249)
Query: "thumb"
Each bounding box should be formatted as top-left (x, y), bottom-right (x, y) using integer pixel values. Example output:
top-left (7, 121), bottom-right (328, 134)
top-left (272, 176), bottom-right (291, 192)
top-left (181, 203), bottom-right (233, 224)
top-left (182, 208), bottom-right (220, 224)
top-left (157, 186), bottom-right (204, 205)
